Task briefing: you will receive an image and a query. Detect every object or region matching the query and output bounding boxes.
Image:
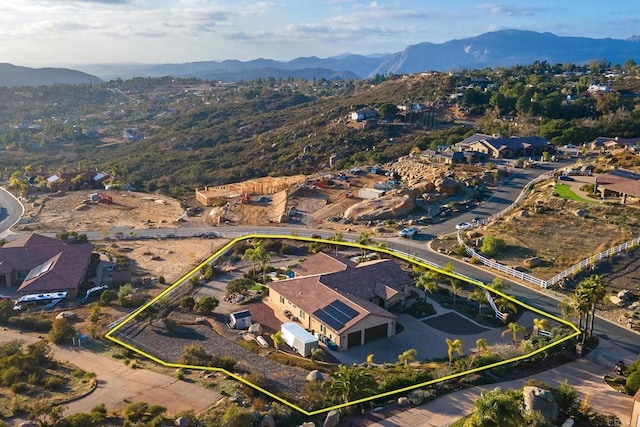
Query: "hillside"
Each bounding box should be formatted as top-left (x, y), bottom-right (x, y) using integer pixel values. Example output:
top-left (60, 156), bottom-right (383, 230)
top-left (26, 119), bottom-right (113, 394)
top-left (0, 63), bottom-right (102, 87)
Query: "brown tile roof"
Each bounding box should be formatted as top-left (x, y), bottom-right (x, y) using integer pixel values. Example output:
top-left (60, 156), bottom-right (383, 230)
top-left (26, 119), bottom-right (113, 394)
top-left (268, 276), bottom-right (395, 334)
top-left (320, 257), bottom-right (411, 301)
top-left (602, 181), bottom-right (640, 198)
top-left (0, 234), bottom-right (93, 294)
top-left (595, 169), bottom-right (640, 185)
top-left (293, 252), bottom-right (357, 276)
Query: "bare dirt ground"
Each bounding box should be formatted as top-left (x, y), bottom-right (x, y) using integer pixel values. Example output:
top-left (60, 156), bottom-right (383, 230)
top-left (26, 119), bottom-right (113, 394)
top-left (19, 190), bottom-right (184, 233)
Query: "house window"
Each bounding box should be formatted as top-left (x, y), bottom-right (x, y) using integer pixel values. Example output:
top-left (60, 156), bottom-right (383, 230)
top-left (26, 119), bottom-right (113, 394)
top-left (279, 296), bottom-right (284, 304)
top-left (320, 325), bottom-right (326, 334)
top-left (299, 310), bottom-right (305, 320)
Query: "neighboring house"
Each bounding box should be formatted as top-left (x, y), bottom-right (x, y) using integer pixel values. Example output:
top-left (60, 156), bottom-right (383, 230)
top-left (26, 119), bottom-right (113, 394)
top-left (45, 170), bottom-right (111, 192)
top-left (456, 134), bottom-right (551, 159)
top-left (595, 169), bottom-right (640, 204)
top-left (587, 84), bottom-right (610, 94)
top-left (350, 109), bottom-right (379, 122)
top-left (589, 136), bottom-right (640, 151)
top-left (266, 252), bottom-right (411, 350)
top-left (0, 234), bottom-right (93, 299)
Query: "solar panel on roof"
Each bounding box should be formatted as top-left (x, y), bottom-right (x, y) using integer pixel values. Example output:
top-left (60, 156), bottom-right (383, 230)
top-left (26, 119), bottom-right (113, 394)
top-left (331, 300), bottom-right (359, 319)
top-left (23, 259), bottom-right (54, 281)
top-left (313, 300), bottom-right (360, 332)
top-left (313, 310), bottom-right (344, 331)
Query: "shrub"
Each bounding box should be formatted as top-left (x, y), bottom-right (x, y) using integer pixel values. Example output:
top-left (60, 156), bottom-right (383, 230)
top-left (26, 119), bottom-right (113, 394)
top-left (626, 371), bottom-right (640, 395)
top-left (480, 236), bottom-right (507, 257)
top-left (49, 317), bottom-right (76, 344)
top-left (43, 376), bottom-right (66, 391)
top-left (11, 382), bottom-right (29, 394)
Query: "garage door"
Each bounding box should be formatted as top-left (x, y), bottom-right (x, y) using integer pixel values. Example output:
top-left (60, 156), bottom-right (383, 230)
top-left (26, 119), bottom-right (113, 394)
top-left (347, 330), bottom-right (362, 349)
top-left (364, 323), bottom-right (388, 343)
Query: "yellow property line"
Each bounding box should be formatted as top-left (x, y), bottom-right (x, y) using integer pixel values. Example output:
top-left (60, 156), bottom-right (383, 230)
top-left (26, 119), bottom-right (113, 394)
top-left (105, 234), bottom-right (581, 416)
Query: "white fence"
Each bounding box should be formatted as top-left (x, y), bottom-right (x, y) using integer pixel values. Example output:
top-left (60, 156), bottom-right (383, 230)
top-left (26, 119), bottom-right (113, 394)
top-left (458, 171), bottom-right (640, 289)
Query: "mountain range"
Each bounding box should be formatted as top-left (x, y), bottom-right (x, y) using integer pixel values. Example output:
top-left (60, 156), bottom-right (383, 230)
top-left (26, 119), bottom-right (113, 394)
top-left (3, 30), bottom-right (640, 87)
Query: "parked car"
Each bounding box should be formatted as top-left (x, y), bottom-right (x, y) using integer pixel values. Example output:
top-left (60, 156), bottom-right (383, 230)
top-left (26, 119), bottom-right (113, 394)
top-left (398, 227), bottom-right (419, 238)
top-left (558, 175), bottom-right (575, 181)
top-left (455, 222), bottom-right (473, 230)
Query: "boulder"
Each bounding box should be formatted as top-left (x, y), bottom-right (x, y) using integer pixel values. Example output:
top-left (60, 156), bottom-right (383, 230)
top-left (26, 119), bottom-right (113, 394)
top-left (174, 417), bottom-right (190, 427)
top-left (397, 396), bottom-right (410, 406)
top-left (248, 323), bottom-right (263, 335)
top-left (523, 386), bottom-right (558, 422)
top-left (299, 423), bottom-right (316, 427)
top-left (323, 409), bottom-right (340, 427)
top-left (344, 190), bottom-right (416, 221)
top-left (306, 370), bottom-right (324, 381)
top-left (523, 257), bottom-right (542, 268)
top-left (609, 295), bottom-right (624, 307)
top-left (617, 289), bottom-right (632, 301)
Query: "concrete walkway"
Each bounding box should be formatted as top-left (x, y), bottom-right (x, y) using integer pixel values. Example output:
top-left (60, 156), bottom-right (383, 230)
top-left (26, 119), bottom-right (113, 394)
top-left (365, 338), bottom-right (635, 427)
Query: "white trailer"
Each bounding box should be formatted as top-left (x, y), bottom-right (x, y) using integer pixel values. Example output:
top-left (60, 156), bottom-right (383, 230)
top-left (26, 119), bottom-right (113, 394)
top-left (280, 322), bottom-right (318, 357)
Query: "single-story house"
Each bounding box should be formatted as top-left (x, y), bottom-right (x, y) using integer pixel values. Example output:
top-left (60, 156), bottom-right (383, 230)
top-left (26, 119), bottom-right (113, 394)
top-left (350, 109), bottom-right (379, 122)
top-left (456, 134), bottom-right (551, 159)
top-left (266, 252), bottom-right (411, 350)
top-left (0, 234), bottom-right (93, 299)
top-left (595, 169), bottom-right (640, 204)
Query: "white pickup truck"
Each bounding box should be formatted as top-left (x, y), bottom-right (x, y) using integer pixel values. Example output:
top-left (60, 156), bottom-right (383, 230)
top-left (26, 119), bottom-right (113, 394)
top-left (399, 227), bottom-right (419, 238)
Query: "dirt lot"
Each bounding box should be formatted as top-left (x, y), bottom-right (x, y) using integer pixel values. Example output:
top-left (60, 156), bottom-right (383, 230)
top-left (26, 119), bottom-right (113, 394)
top-left (19, 190), bottom-right (184, 233)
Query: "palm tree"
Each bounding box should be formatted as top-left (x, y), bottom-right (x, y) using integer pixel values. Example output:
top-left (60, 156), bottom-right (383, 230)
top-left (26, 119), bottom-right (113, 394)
top-left (416, 273), bottom-right (438, 295)
top-left (450, 280), bottom-right (462, 306)
top-left (578, 274), bottom-right (607, 339)
top-left (242, 242), bottom-right (260, 274)
top-left (469, 287), bottom-right (486, 315)
top-left (533, 318), bottom-right (550, 335)
top-left (325, 364), bottom-right (376, 404)
top-left (572, 285), bottom-right (592, 340)
top-left (356, 232), bottom-right (372, 260)
top-left (271, 331), bottom-right (284, 353)
top-left (397, 348), bottom-right (418, 369)
top-left (475, 338), bottom-right (489, 355)
top-left (464, 387), bottom-right (525, 427)
top-left (502, 322), bottom-right (526, 343)
top-left (366, 353), bottom-right (375, 368)
top-left (489, 277), bottom-right (509, 292)
top-left (446, 338), bottom-right (463, 366)
top-left (252, 243), bottom-right (272, 285)
top-left (494, 295), bottom-right (518, 316)
top-left (330, 232), bottom-right (344, 256)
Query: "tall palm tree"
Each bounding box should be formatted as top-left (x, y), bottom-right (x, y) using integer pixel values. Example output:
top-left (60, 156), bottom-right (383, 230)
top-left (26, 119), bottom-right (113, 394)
top-left (502, 322), bottom-right (526, 343)
top-left (572, 285), bottom-right (592, 340)
top-left (446, 338), bottom-right (463, 366)
top-left (252, 243), bottom-right (272, 285)
top-left (469, 287), bottom-right (486, 315)
top-left (356, 232), bottom-right (372, 260)
top-left (325, 364), bottom-right (376, 404)
top-left (329, 232), bottom-right (344, 256)
top-left (416, 273), bottom-right (438, 295)
top-left (578, 274), bottom-right (607, 338)
top-left (475, 338), bottom-right (489, 355)
top-left (464, 387), bottom-right (525, 427)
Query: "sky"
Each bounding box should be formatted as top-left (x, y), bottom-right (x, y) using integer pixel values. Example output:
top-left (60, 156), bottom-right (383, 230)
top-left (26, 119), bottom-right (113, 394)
top-left (1, 0), bottom-right (640, 67)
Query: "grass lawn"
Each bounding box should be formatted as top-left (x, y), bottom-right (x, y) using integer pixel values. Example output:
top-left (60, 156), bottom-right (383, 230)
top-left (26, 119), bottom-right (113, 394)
top-left (553, 184), bottom-right (596, 203)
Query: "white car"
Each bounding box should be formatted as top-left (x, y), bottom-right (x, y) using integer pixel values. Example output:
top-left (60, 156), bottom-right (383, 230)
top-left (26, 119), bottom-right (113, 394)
top-left (455, 222), bottom-right (473, 230)
top-left (399, 227), bottom-right (419, 238)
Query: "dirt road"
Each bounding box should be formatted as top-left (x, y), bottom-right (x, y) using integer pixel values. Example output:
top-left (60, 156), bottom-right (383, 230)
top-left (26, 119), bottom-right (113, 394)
top-left (0, 329), bottom-right (221, 418)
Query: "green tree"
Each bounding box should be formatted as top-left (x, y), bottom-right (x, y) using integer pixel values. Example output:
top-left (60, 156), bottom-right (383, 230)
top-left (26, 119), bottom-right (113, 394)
top-left (117, 283), bottom-right (135, 304)
top-left (469, 287), bottom-right (486, 315)
top-left (226, 277), bottom-right (254, 294)
top-left (220, 404), bottom-right (253, 427)
top-left (330, 232), bottom-right (344, 256)
top-left (446, 338), bottom-right (463, 365)
top-left (0, 299), bottom-right (14, 324)
top-left (310, 347), bottom-right (325, 362)
top-left (626, 371), bottom-right (640, 395)
top-left (194, 296), bottom-right (219, 313)
top-left (49, 317), bottom-right (76, 344)
top-left (533, 318), bottom-right (550, 334)
top-left (325, 364), bottom-right (376, 404)
top-left (480, 236), bottom-right (507, 257)
top-left (464, 387), bottom-right (525, 427)
top-left (577, 274), bottom-right (607, 339)
top-left (179, 296), bottom-right (195, 311)
top-left (397, 348), bottom-right (418, 368)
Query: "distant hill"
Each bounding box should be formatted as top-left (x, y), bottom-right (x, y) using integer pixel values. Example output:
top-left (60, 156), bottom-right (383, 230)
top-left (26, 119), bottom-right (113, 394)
top-left (74, 30), bottom-right (640, 81)
top-left (0, 63), bottom-right (102, 87)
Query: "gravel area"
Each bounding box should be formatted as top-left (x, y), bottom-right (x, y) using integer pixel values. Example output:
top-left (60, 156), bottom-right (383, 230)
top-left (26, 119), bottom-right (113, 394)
top-left (113, 314), bottom-right (311, 396)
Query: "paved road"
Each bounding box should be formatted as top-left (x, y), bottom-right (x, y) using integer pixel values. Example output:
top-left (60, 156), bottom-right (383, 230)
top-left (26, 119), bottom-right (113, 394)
top-left (0, 187), bottom-right (23, 239)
